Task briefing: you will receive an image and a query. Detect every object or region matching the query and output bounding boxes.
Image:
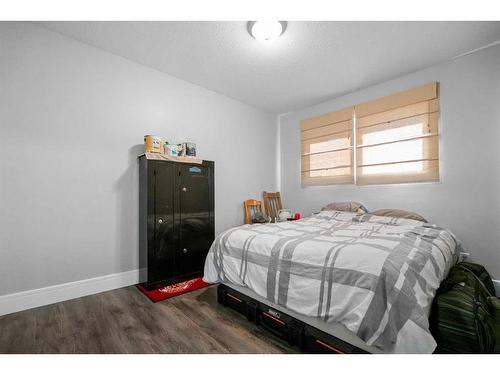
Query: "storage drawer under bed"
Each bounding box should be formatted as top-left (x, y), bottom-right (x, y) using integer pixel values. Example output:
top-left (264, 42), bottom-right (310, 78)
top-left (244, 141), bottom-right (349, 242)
top-left (217, 284), bottom-right (368, 354)
top-left (305, 325), bottom-right (367, 354)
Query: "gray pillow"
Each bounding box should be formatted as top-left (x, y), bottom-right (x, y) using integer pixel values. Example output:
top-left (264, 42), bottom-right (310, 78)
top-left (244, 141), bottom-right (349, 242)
top-left (370, 209), bottom-right (428, 223)
top-left (321, 201), bottom-right (368, 213)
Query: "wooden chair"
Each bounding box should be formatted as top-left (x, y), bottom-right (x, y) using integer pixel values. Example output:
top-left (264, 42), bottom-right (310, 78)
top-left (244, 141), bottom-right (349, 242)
top-left (243, 199), bottom-right (263, 224)
top-left (263, 191), bottom-right (282, 223)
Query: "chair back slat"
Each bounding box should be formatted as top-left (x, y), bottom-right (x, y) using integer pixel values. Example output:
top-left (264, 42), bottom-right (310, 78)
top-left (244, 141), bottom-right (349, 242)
top-left (263, 191), bottom-right (283, 223)
top-left (244, 199), bottom-right (263, 224)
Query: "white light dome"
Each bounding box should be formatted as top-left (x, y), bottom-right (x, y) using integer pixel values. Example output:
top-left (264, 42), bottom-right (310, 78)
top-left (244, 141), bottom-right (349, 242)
top-left (249, 21), bottom-right (286, 42)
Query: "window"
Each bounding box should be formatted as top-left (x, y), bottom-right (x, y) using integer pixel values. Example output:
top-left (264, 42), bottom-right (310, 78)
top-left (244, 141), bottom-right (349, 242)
top-left (300, 107), bottom-right (354, 186)
top-left (300, 82), bottom-right (439, 186)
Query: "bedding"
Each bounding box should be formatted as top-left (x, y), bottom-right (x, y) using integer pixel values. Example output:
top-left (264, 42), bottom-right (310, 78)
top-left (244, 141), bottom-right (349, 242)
top-left (321, 201), bottom-right (368, 213)
top-left (203, 210), bottom-right (460, 353)
top-left (370, 208), bottom-right (428, 223)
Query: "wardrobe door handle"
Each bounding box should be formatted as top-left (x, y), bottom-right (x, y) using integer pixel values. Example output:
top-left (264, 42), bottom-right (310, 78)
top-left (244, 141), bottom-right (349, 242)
top-left (182, 187), bottom-right (187, 192)
top-left (158, 218), bottom-right (163, 224)
top-left (182, 248), bottom-right (188, 254)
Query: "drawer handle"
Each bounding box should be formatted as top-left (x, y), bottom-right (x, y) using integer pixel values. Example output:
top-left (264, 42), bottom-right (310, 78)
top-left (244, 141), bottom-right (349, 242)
top-left (182, 248), bottom-right (188, 254)
top-left (262, 312), bottom-right (285, 325)
top-left (315, 339), bottom-right (344, 354)
top-left (158, 218), bottom-right (163, 224)
top-left (226, 293), bottom-right (242, 303)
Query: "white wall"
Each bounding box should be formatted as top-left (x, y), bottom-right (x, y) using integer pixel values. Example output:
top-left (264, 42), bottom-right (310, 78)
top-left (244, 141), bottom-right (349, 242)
top-left (280, 45), bottom-right (500, 278)
top-left (0, 22), bottom-right (277, 296)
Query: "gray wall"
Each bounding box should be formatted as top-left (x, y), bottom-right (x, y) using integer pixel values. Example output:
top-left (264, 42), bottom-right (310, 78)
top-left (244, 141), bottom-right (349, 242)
top-left (1, 22), bottom-right (499, 299)
top-left (0, 23), bottom-right (277, 296)
top-left (280, 45), bottom-right (500, 278)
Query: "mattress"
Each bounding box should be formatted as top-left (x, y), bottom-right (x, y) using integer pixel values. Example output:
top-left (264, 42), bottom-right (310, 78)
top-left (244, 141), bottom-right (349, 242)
top-left (204, 210), bottom-right (459, 353)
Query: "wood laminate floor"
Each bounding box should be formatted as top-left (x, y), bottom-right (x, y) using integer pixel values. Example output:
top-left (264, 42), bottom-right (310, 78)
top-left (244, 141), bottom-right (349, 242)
top-left (0, 285), bottom-right (296, 354)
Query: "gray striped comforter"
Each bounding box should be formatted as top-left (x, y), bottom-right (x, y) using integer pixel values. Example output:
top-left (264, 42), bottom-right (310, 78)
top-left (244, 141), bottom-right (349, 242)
top-left (203, 210), bottom-right (459, 353)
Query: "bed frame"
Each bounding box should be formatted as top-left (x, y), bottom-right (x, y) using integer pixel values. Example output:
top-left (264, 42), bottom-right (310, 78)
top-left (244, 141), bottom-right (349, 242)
top-left (217, 283), bottom-right (380, 354)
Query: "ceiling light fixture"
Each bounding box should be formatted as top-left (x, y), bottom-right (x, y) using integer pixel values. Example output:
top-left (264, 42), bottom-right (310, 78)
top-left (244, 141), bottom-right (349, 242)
top-left (247, 21), bottom-right (287, 42)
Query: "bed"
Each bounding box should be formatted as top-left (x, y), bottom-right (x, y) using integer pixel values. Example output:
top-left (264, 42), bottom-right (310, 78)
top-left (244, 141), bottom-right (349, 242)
top-left (203, 210), bottom-right (459, 353)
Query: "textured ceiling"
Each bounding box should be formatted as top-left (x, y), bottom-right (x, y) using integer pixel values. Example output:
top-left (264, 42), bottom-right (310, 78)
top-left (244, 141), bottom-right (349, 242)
top-left (40, 21), bottom-right (500, 114)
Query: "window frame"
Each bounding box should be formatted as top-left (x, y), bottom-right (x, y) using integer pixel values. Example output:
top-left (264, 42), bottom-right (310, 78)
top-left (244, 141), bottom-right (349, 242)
top-left (300, 82), bottom-right (440, 187)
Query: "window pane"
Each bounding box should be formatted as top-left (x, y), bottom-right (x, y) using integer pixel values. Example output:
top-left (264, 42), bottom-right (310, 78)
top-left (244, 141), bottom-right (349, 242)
top-left (301, 120), bottom-right (351, 140)
top-left (356, 99), bottom-right (437, 128)
top-left (301, 131), bottom-right (351, 155)
top-left (309, 137), bottom-right (349, 154)
top-left (302, 149), bottom-right (351, 171)
top-left (307, 167), bottom-right (351, 178)
top-left (361, 161), bottom-right (424, 175)
top-left (359, 138), bottom-right (424, 166)
top-left (356, 160), bottom-right (439, 185)
top-left (361, 122), bottom-right (424, 146)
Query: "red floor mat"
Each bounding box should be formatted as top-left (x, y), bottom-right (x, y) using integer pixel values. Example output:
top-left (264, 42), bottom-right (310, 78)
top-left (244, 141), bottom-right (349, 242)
top-left (137, 277), bottom-right (211, 302)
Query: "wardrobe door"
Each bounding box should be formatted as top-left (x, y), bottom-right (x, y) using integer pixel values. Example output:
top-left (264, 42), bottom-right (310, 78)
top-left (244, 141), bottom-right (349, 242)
top-left (150, 160), bottom-right (175, 286)
top-left (176, 163), bottom-right (214, 278)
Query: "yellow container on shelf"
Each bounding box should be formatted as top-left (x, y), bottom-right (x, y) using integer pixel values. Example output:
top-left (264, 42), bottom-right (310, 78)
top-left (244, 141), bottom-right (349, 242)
top-left (144, 135), bottom-right (163, 153)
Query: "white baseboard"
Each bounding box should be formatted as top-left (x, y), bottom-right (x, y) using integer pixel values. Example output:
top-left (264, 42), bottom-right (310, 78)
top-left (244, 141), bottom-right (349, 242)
top-left (0, 269), bottom-right (140, 317)
top-left (494, 279), bottom-right (500, 297)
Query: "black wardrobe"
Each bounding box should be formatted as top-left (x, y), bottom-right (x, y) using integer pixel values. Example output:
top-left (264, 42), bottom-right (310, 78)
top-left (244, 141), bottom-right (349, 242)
top-left (139, 155), bottom-right (215, 290)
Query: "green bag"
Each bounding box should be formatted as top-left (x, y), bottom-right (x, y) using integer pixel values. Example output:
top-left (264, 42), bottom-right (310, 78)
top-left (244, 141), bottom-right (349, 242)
top-left (458, 262), bottom-right (496, 296)
top-left (430, 262), bottom-right (498, 353)
top-left (457, 263), bottom-right (500, 322)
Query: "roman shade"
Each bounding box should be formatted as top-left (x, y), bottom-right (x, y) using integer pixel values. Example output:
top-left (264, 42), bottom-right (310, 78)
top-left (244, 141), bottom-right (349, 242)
top-left (300, 107), bottom-right (354, 186)
top-left (355, 82), bottom-right (439, 185)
